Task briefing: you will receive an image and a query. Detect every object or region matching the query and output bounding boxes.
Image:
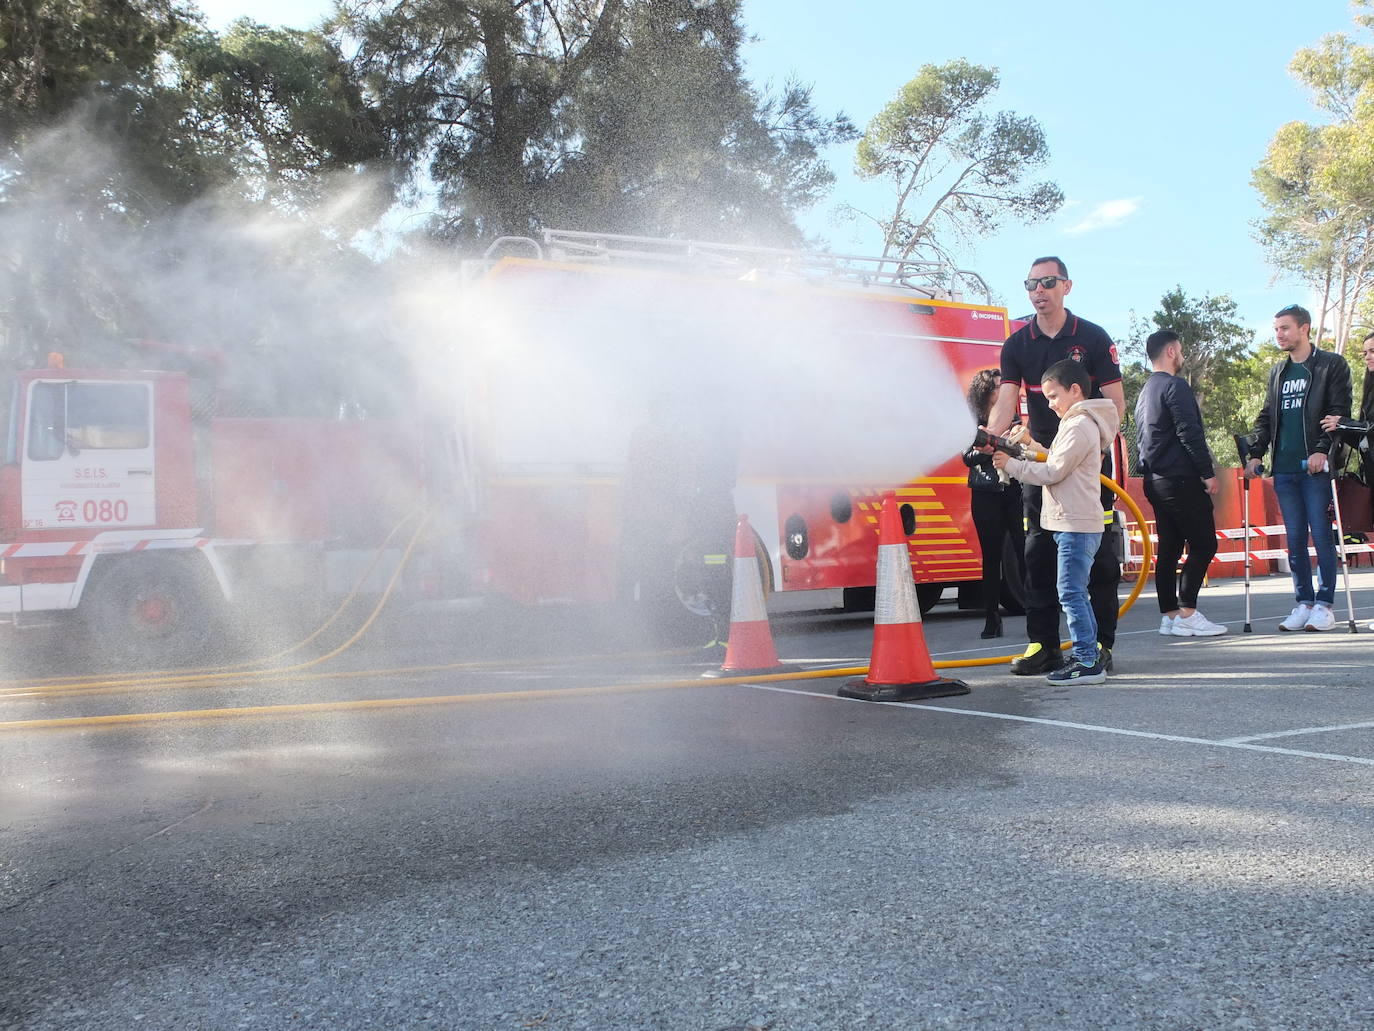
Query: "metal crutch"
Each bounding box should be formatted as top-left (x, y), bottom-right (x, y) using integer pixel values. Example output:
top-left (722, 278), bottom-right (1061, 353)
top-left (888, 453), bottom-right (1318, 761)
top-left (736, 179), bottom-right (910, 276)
top-left (1325, 441), bottom-right (1360, 633)
top-left (1234, 434), bottom-right (1257, 633)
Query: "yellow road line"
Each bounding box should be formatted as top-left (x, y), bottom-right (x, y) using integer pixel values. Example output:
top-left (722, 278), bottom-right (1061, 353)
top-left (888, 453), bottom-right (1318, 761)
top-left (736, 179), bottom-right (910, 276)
top-left (0, 665), bottom-right (871, 733)
top-left (2, 659), bottom-right (582, 701)
top-left (0, 645), bottom-right (700, 699)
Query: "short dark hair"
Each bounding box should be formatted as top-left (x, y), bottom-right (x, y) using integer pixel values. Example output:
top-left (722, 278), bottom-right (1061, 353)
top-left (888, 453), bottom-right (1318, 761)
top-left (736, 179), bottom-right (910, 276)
top-left (1275, 303), bottom-right (1311, 329)
top-left (1146, 329), bottom-right (1181, 363)
top-left (1031, 255), bottom-right (1068, 278)
top-left (1042, 358), bottom-right (1090, 396)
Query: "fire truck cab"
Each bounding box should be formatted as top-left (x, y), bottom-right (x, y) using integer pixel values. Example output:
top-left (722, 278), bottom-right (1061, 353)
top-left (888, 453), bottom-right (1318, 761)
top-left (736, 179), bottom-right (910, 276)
top-left (0, 360), bottom-right (419, 663)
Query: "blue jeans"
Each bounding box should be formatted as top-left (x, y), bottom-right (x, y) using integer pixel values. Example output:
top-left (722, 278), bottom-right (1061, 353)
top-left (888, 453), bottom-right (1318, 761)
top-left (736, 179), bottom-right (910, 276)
top-left (1053, 530), bottom-right (1102, 667)
top-left (1272, 471), bottom-right (1336, 606)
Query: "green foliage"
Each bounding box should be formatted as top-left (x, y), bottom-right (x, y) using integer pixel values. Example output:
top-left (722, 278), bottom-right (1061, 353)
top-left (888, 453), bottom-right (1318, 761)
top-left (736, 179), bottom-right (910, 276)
top-left (0, 0), bottom-right (189, 140)
top-left (0, 3), bottom-right (392, 387)
top-left (0, 0), bottom-right (229, 212)
top-left (337, 0), bottom-right (852, 247)
top-left (850, 59), bottom-right (1063, 268)
top-left (1254, 3), bottom-right (1374, 351)
top-left (174, 19), bottom-right (387, 211)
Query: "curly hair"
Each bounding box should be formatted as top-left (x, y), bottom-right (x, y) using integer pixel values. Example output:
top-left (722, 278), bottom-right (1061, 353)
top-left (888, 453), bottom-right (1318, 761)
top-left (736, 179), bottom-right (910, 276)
top-left (966, 368), bottom-right (1000, 421)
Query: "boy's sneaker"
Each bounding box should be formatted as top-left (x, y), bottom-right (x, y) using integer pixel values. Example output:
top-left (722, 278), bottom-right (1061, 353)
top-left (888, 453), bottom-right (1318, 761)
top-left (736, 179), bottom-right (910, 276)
top-left (1171, 611), bottom-right (1228, 637)
top-left (1046, 655), bottom-right (1107, 685)
top-left (1098, 644), bottom-right (1113, 672)
top-left (1009, 642), bottom-right (1064, 676)
top-left (1279, 603), bottom-right (1313, 631)
top-left (1158, 615), bottom-right (1175, 635)
top-left (1304, 604), bottom-right (1336, 632)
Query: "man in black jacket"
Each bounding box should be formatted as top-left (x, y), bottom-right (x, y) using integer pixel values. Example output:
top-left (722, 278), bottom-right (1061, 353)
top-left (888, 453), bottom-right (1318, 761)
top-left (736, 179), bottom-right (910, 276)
top-left (1242, 304), bottom-right (1352, 632)
top-left (1135, 330), bottom-right (1226, 637)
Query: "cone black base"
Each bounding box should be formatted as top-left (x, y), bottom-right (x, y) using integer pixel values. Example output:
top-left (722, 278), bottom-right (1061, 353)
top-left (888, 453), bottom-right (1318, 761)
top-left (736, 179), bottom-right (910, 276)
top-left (838, 675), bottom-right (969, 702)
top-left (702, 664), bottom-right (788, 678)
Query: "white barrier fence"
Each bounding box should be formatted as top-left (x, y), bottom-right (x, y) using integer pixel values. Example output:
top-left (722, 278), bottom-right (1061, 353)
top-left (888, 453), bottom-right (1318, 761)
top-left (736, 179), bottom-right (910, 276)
top-left (1125, 520), bottom-right (1374, 571)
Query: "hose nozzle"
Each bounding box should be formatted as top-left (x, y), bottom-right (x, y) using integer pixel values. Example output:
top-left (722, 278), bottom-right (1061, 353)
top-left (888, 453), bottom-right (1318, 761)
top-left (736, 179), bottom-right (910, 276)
top-left (974, 426), bottom-right (1047, 463)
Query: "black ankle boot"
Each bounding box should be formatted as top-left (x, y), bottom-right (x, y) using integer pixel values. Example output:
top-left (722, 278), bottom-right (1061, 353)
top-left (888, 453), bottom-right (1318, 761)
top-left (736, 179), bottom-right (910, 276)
top-left (980, 614), bottom-right (1002, 639)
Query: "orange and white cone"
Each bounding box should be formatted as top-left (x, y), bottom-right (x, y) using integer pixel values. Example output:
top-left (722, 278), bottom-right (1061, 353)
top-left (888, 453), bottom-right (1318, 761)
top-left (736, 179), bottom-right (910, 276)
top-left (839, 491), bottom-right (969, 702)
top-left (703, 514), bottom-right (787, 677)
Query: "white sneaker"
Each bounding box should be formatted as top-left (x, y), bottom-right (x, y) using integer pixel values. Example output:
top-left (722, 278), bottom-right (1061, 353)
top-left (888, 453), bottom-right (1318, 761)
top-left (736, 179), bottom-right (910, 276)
top-left (1159, 615), bottom-right (1175, 635)
top-left (1171, 611), bottom-right (1228, 637)
top-left (1279, 603), bottom-right (1313, 631)
top-left (1304, 604), bottom-right (1336, 632)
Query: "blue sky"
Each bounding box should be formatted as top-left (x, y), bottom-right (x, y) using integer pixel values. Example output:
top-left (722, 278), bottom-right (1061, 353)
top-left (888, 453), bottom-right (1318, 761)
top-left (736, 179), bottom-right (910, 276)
top-left (197, 0), bottom-right (1363, 344)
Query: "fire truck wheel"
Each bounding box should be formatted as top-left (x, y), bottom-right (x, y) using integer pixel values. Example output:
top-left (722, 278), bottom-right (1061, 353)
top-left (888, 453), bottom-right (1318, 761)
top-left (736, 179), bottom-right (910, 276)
top-left (83, 559), bottom-right (218, 668)
top-left (651, 525), bottom-right (772, 644)
top-left (915, 583), bottom-right (944, 615)
top-left (842, 586), bottom-right (876, 612)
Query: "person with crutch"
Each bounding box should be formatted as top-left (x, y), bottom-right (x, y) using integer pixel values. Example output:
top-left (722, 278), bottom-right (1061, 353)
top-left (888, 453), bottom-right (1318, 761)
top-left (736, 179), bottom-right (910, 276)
top-left (1233, 432), bottom-right (1261, 633)
top-left (1135, 330), bottom-right (1226, 636)
top-left (1240, 304), bottom-right (1352, 632)
top-left (1321, 330), bottom-right (1374, 630)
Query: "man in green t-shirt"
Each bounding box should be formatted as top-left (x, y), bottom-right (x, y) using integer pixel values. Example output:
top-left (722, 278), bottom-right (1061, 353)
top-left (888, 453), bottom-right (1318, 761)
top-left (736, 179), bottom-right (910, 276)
top-left (1242, 305), bottom-right (1352, 632)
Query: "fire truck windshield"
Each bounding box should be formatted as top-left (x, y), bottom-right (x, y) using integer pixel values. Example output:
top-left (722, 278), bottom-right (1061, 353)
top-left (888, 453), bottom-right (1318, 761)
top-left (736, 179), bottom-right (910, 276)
top-left (26, 381), bottom-right (150, 460)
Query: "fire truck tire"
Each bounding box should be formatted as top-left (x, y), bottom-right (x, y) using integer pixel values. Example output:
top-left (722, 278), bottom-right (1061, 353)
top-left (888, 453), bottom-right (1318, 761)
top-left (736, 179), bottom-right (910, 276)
top-left (83, 558), bottom-right (219, 668)
top-left (646, 524), bottom-right (771, 644)
top-left (842, 586), bottom-right (876, 612)
top-left (915, 583), bottom-right (944, 615)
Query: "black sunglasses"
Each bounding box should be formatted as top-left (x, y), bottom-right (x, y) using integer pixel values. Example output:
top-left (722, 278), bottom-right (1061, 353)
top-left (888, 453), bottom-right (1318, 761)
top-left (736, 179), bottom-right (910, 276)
top-left (1024, 275), bottom-right (1068, 291)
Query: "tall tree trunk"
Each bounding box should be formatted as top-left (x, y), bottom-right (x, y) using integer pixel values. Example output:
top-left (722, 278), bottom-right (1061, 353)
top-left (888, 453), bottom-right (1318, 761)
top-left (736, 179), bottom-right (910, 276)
top-left (477, 7), bottom-right (529, 239)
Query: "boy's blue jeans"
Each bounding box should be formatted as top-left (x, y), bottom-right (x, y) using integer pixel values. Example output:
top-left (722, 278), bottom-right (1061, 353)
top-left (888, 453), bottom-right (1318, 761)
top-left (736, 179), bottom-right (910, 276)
top-left (1272, 471), bottom-right (1336, 606)
top-left (1053, 530), bottom-right (1102, 667)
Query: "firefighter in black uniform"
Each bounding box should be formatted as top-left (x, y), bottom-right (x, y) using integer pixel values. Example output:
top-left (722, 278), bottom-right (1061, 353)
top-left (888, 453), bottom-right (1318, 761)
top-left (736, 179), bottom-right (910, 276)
top-left (983, 257), bottom-right (1126, 675)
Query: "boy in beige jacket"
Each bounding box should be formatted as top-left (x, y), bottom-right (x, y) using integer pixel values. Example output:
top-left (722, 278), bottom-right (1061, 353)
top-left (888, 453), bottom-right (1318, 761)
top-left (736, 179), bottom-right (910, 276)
top-left (990, 359), bottom-right (1121, 684)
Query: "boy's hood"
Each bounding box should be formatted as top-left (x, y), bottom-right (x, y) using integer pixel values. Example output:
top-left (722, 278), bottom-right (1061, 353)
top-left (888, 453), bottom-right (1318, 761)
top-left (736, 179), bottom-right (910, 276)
top-left (1065, 398), bottom-right (1121, 450)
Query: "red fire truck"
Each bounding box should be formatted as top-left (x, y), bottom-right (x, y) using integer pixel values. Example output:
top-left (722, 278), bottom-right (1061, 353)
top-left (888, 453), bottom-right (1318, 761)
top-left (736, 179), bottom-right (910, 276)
top-left (0, 230), bottom-right (1018, 663)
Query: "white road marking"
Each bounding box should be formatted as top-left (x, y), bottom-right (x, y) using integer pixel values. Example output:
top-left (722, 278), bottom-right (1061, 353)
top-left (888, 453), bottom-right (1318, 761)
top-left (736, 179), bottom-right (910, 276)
top-left (745, 684), bottom-right (1374, 768)
top-left (1218, 720), bottom-right (1374, 744)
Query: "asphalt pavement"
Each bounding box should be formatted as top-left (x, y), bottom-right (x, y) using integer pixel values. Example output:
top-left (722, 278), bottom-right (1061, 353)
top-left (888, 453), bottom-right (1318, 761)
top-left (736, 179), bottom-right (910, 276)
top-left (2, 567), bottom-right (1373, 1030)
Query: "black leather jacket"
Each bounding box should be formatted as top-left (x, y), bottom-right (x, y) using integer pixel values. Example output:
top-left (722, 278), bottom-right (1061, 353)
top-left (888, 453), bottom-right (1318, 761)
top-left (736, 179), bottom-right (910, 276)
top-left (1247, 348), bottom-right (1352, 464)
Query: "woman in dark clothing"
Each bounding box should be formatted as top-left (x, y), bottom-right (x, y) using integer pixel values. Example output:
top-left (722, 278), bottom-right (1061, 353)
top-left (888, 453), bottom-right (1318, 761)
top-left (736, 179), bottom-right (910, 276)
top-left (962, 369), bottom-right (1026, 639)
top-left (1321, 331), bottom-right (1374, 482)
top-left (1322, 332), bottom-right (1374, 630)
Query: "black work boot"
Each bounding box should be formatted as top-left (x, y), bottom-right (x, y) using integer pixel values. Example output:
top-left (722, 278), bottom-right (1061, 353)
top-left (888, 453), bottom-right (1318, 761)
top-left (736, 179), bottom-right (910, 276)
top-left (1009, 642), bottom-right (1064, 676)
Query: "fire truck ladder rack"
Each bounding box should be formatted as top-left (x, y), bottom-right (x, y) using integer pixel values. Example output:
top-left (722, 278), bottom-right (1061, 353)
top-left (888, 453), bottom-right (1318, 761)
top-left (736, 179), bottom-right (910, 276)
top-left (475, 229), bottom-right (992, 302)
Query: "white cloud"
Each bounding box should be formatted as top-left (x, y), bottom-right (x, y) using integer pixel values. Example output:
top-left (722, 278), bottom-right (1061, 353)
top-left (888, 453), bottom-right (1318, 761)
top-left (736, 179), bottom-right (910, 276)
top-left (1066, 197), bottom-right (1144, 235)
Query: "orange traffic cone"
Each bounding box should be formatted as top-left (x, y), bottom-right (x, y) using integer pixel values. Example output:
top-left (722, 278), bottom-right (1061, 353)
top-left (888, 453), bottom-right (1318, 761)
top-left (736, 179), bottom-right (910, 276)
top-left (703, 514), bottom-right (787, 677)
top-left (839, 491), bottom-right (969, 702)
